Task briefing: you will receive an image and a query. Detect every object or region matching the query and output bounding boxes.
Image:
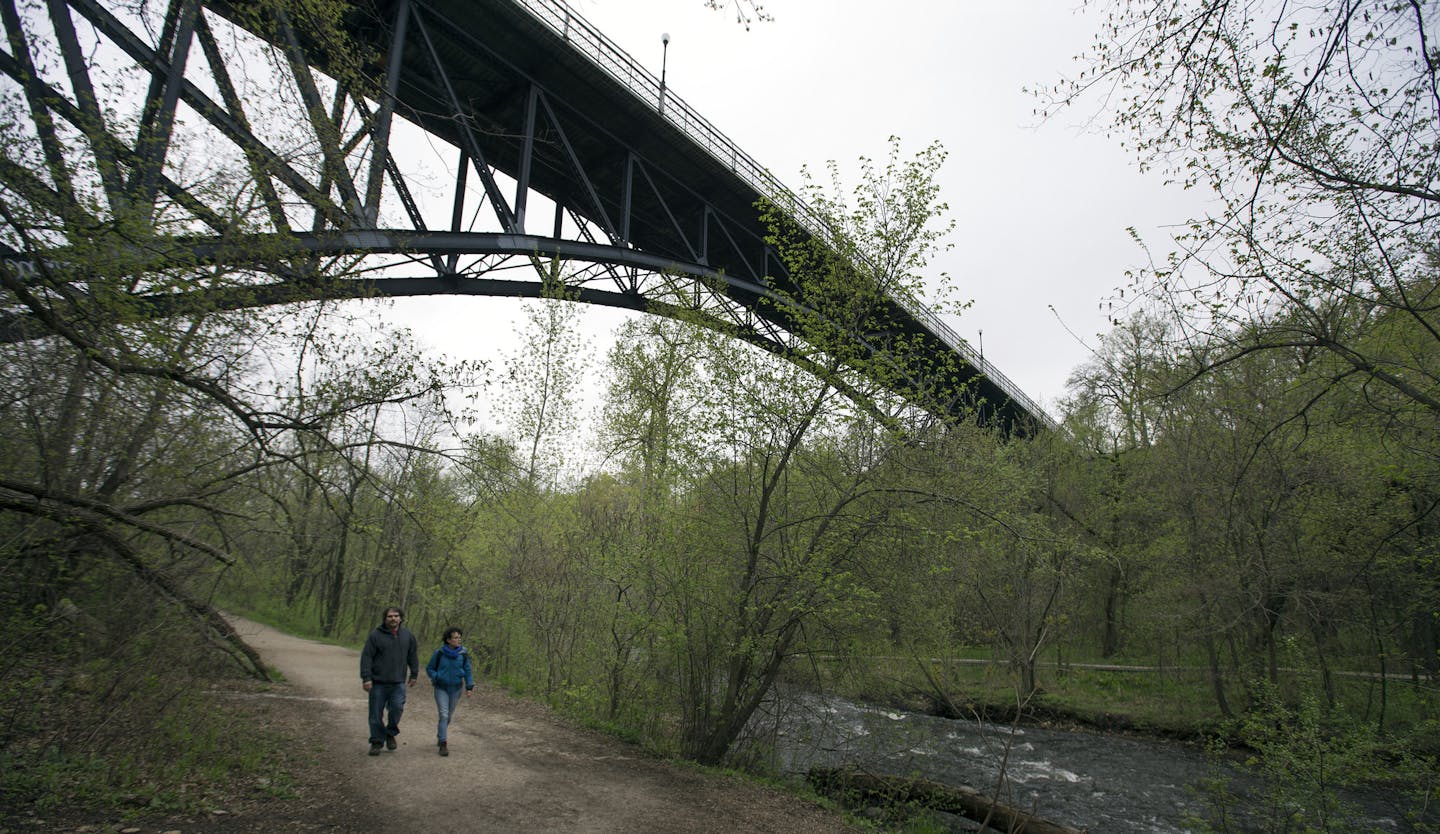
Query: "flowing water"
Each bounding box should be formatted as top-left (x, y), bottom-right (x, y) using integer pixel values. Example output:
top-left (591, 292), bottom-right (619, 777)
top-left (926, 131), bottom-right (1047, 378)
top-left (759, 695), bottom-right (1418, 833)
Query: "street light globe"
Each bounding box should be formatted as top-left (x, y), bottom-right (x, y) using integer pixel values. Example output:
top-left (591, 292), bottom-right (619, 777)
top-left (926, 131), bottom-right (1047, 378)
top-left (662, 32), bottom-right (670, 45)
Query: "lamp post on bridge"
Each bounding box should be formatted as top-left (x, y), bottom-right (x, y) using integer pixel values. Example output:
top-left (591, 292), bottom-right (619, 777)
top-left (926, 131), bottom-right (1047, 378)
top-left (659, 32), bottom-right (670, 116)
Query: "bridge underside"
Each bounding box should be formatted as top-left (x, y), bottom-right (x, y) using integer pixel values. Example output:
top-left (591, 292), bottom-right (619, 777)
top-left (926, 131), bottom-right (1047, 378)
top-left (0, 0), bottom-right (1049, 433)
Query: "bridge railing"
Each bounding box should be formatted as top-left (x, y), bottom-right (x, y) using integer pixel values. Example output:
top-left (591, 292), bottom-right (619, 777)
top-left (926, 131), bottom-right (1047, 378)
top-left (511, 0), bottom-right (1052, 427)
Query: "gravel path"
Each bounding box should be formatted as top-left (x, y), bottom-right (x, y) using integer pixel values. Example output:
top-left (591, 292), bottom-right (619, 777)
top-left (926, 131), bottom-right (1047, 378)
top-left (222, 615), bottom-right (859, 834)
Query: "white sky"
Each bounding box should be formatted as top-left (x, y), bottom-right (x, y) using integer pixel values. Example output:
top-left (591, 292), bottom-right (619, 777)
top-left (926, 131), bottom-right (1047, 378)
top-left (381, 0), bottom-right (1208, 423)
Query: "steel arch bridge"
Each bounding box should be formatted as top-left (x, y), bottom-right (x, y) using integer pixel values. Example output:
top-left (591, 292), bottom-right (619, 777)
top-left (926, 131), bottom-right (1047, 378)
top-left (0, 0), bottom-right (1052, 433)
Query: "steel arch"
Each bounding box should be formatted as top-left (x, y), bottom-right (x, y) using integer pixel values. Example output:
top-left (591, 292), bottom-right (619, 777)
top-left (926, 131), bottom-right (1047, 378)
top-left (0, 0), bottom-right (1052, 433)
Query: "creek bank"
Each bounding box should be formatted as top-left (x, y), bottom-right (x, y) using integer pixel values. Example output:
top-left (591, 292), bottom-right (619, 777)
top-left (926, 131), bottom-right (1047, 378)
top-left (771, 692), bottom-right (1426, 834)
top-left (767, 690), bottom-right (1242, 832)
top-left (808, 768), bottom-right (1084, 834)
top-left (867, 688), bottom-right (1212, 745)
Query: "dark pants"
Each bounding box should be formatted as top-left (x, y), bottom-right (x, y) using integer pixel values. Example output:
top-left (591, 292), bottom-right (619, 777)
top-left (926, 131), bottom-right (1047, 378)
top-left (368, 681), bottom-right (407, 744)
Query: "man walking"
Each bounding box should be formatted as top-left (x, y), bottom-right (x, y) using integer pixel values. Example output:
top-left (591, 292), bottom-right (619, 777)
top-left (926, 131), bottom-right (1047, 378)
top-left (360, 606), bottom-right (419, 755)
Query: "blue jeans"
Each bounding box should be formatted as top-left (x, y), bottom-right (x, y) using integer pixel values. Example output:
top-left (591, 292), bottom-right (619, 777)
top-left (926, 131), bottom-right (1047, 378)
top-left (434, 685), bottom-right (463, 742)
top-left (368, 681), bottom-right (407, 744)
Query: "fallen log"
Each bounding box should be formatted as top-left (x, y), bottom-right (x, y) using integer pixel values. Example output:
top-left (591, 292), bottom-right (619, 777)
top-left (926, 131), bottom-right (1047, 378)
top-left (807, 767), bottom-right (1085, 834)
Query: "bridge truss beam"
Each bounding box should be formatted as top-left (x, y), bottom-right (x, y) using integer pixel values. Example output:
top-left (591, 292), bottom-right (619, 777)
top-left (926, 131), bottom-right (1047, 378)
top-left (0, 0), bottom-right (1051, 433)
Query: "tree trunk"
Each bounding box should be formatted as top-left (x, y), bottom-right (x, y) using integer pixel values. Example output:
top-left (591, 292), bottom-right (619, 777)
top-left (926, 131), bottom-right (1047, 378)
top-left (808, 768), bottom-right (1084, 834)
top-left (105, 538), bottom-right (270, 680)
top-left (1205, 633), bottom-right (1232, 718)
top-left (321, 537), bottom-right (347, 638)
top-left (1101, 564), bottom-right (1124, 658)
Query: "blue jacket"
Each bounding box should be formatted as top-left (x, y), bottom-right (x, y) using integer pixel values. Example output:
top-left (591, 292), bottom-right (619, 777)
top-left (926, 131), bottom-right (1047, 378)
top-left (426, 645), bottom-right (474, 690)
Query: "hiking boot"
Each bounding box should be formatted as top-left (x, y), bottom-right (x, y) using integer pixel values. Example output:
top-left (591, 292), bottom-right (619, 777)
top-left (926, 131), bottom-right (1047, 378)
top-left (385, 735), bottom-right (397, 751)
top-left (438, 740), bottom-right (449, 757)
top-left (369, 742), bottom-right (383, 756)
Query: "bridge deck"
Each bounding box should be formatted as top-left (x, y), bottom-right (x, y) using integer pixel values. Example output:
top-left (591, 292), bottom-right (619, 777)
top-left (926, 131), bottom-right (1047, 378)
top-left (228, 0), bottom-right (1052, 431)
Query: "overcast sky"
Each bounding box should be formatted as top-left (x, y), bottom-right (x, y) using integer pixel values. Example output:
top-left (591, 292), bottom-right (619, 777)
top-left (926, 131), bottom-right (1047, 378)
top-left (384, 0), bottom-right (1208, 421)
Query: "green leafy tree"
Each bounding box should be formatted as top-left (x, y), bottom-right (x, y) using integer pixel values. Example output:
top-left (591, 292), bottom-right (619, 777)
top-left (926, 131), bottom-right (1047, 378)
top-left (0, 0), bottom-right (465, 654)
top-left (1059, 313), bottom-right (1183, 658)
top-left (490, 283), bottom-right (594, 693)
top-left (500, 287), bottom-right (591, 490)
top-left (1042, 0), bottom-right (1440, 429)
top-left (587, 316), bottom-right (708, 723)
top-left (650, 139), bottom-right (968, 764)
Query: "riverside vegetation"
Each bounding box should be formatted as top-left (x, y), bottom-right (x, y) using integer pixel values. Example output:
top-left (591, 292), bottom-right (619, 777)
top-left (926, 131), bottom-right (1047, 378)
top-left (2, 1), bottom-right (1439, 832)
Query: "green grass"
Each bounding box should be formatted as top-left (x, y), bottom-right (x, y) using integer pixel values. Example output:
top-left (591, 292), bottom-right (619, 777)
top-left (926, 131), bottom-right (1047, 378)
top-left (220, 598), bottom-right (365, 651)
top-left (0, 589), bottom-right (316, 823)
top-left (0, 674), bottom-right (302, 818)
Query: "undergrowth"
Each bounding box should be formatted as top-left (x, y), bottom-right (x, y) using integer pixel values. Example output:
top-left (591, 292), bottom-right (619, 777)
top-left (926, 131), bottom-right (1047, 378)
top-left (0, 564), bottom-right (300, 820)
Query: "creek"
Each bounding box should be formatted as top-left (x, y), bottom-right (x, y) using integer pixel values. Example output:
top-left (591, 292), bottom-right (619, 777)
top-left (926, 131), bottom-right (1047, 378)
top-left (759, 695), bottom-right (1418, 833)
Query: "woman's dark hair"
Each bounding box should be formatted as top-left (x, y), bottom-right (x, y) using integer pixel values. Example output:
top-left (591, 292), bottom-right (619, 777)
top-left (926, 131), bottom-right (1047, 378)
top-left (442, 627), bottom-right (463, 642)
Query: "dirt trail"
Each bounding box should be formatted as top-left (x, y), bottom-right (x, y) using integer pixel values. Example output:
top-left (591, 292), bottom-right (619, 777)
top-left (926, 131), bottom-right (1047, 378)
top-left (225, 616), bottom-right (857, 834)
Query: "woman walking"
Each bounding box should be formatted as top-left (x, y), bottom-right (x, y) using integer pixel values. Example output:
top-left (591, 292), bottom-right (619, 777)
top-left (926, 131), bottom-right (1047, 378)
top-left (425, 627), bottom-right (475, 756)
